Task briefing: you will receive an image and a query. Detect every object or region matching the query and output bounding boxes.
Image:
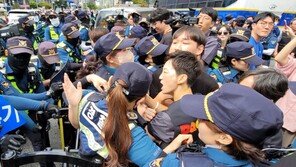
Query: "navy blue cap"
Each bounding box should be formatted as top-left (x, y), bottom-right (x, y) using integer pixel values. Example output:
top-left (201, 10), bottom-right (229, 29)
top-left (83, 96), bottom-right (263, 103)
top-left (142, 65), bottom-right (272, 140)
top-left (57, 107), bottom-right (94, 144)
top-left (130, 25), bottom-right (147, 39)
top-left (226, 41), bottom-right (263, 66)
top-left (134, 36), bottom-right (168, 57)
top-left (230, 27), bottom-right (251, 42)
top-left (289, 81), bottom-right (296, 95)
top-left (6, 36), bottom-right (33, 55)
top-left (64, 15), bottom-right (81, 25)
top-left (112, 62), bottom-right (152, 98)
top-left (18, 16), bottom-right (34, 26)
top-left (94, 32), bottom-right (136, 58)
top-left (77, 11), bottom-right (88, 20)
top-left (180, 83), bottom-right (283, 145)
top-left (62, 23), bottom-right (80, 38)
top-left (38, 41), bottom-right (60, 64)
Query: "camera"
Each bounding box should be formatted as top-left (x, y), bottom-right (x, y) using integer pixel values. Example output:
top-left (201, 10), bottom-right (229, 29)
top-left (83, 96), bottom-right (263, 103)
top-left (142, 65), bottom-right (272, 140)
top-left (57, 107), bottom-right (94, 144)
top-left (0, 24), bottom-right (23, 39)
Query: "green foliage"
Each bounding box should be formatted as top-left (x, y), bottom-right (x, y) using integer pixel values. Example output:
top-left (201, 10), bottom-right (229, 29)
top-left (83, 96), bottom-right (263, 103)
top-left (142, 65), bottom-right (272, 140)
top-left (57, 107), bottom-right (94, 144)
top-left (12, 3), bottom-right (20, 9)
top-left (38, 1), bottom-right (52, 9)
top-left (132, 0), bottom-right (148, 7)
top-left (86, 2), bottom-right (98, 10)
top-left (29, 0), bottom-right (38, 9)
top-left (54, 0), bottom-right (67, 8)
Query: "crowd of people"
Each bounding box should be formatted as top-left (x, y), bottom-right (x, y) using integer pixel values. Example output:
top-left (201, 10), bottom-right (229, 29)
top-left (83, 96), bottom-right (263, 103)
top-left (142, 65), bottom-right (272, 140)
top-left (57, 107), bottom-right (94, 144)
top-left (0, 5), bottom-right (296, 167)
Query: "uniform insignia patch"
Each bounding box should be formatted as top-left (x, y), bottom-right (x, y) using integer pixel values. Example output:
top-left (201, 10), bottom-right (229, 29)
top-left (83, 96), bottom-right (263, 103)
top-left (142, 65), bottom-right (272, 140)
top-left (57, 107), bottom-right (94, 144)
top-left (48, 49), bottom-right (56, 55)
top-left (71, 26), bottom-right (77, 31)
top-left (149, 158), bottom-right (163, 167)
top-left (19, 40), bottom-right (27, 47)
top-left (237, 29), bottom-right (245, 36)
top-left (1, 81), bottom-right (9, 88)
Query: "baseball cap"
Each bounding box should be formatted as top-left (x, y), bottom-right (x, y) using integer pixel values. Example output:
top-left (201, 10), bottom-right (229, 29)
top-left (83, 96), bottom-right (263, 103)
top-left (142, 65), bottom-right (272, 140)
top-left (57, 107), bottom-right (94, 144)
top-left (235, 16), bottom-right (246, 27)
top-left (130, 25), bottom-right (147, 39)
top-left (226, 41), bottom-right (263, 66)
top-left (94, 32), bottom-right (136, 58)
top-left (64, 15), bottom-right (81, 25)
top-left (6, 36), bottom-right (33, 55)
top-left (134, 36), bottom-right (168, 57)
top-left (38, 41), bottom-right (60, 64)
top-left (230, 27), bottom-right (251, 42)
top-left (111, 62), bottom-right (152, 99)
top-left (18, 16), bottom-right (34, 26)
top-left (77, 11), bottom-right (88, 20)
top-left (62, 23), bottom-right (80, 38)
top-left (180, 83), bottom-right (283, 145)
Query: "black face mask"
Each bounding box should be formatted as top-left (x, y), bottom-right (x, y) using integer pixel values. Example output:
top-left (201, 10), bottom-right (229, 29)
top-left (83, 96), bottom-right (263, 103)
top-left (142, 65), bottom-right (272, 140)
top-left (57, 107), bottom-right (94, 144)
top-left (67, 37), bottom-right (80, 47)
top-left (24, 25), bottom-right (34, 33)
top-left (8, 53), bottom-right (31, 74)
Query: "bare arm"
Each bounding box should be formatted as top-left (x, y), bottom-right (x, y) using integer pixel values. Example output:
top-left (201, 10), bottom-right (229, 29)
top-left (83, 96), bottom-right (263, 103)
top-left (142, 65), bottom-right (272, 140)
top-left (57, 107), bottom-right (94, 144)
top-left (275, 36), bottom-right (296, 66)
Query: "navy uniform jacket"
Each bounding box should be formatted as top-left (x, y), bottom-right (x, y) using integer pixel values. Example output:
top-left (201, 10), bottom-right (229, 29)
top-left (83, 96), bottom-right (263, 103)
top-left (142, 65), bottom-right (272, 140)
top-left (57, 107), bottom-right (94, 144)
top-left (0, 60), bottom-right (47, 99)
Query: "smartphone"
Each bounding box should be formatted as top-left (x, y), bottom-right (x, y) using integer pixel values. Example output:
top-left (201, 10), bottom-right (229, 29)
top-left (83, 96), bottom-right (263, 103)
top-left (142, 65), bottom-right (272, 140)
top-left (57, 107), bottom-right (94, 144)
top-left (284, 20), bottom-right (288, 28)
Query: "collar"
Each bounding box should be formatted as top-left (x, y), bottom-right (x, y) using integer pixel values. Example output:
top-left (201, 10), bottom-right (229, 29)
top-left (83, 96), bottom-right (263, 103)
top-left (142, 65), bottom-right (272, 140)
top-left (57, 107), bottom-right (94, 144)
top-left (203, 147), bottom-right (250, 166)
top-left (250, 36), bottom-right (261, 43)
top-left (104, 65), bottom-right (116, 75)
top-left (229, 66), bottom-right (240, 78)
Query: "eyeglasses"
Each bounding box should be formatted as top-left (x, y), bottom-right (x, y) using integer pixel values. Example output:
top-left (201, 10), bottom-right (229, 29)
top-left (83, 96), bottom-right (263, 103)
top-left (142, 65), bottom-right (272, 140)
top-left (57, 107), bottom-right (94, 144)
top-left (218, 31), bottom-right (229, 35)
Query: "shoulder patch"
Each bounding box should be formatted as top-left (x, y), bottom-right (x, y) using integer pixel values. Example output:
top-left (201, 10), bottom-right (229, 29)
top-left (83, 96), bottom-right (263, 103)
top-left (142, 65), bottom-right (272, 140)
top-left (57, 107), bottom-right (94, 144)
top-left (149, 158), bottom-right (163, 167)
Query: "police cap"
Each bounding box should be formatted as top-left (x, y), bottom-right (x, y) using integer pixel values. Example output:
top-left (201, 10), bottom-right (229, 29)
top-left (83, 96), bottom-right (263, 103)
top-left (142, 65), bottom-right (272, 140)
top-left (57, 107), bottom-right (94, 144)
top-left (134, 36), bottom-right (168, 57)
top-left (6, 36), bottom-right (33, 55)
top-left (38, 41), bottom-right (60, 64)
top-left (62, 23), bottom-right (80, 38)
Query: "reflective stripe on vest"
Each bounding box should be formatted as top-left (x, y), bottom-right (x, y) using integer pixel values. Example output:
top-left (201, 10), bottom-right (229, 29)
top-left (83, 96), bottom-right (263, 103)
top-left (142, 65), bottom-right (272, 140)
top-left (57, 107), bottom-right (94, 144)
top-left (5, 75), bottom-right (35, 93)
top-left (211, 50), bottom-right (223, 69)
top-left (49, 26), bottom-right (59, 40)
top-left (57, 42), bottom-right (80, 63)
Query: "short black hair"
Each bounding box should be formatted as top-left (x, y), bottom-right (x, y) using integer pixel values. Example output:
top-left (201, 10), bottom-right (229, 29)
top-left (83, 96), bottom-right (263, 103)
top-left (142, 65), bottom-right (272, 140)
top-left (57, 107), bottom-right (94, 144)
top-left (239, 68), bottom-right (288, 102)
top-left (168, 51), bottom-right (202, 87)
top-left (253, 12), bottom-right (275, 23)
top-left (149, 8), bottom-right (171, 23)
top-left (199, 7), bottom-right (218, 22)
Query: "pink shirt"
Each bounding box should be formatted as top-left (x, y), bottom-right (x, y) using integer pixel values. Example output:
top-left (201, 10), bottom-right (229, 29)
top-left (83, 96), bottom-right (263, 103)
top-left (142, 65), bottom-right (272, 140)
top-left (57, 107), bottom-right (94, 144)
top-left (276, 56), bottom-right (296, 132)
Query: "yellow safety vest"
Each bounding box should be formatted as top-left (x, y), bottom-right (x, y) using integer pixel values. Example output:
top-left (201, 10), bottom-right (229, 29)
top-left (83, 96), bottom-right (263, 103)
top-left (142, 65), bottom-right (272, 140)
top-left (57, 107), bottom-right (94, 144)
top-left (49, 26), bottom-right (59, 40)
top-left (57, 42), bottom-right (81, 63)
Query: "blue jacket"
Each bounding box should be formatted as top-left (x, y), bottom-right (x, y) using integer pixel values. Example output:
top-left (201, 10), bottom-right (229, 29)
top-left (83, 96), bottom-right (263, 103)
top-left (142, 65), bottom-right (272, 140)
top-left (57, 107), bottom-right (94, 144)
top-left (80, 25), bottom-right (90, 41)
top-left (152, 147), bottom-right (254, 167)
top-left (78, 92), bottom-right (163, 166)
top-left (44, 25), bottom-right (62, 43)
top-left (208, 66), bottom-right (240, 84)
top-left (57, 40), bottom-right (83, 64)
top-left (0, 60), bottom-right (47, 98)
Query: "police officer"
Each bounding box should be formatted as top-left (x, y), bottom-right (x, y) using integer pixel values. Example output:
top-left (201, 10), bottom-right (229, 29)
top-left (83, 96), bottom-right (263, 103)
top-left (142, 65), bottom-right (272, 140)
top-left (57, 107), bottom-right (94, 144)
top-left (44, 12), bottom-right (62, 44)
top-left (18, 16), bottom-right (41, 54)
top-left (0, 36), bottom-right (52, 156)
top-left (208, 41), bottom-right (263, 84)
top-left (77, 11), bottom-right (92, 52)
top-left (38, 41), bottom-right (61, 87)
top-left (57, 23), bottom-right (83, 65)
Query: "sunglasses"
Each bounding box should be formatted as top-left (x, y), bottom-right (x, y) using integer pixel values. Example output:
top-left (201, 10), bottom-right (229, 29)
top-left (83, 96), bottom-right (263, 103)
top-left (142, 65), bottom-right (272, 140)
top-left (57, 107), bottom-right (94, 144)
top-left (218, 31), bottom-right (229, 35)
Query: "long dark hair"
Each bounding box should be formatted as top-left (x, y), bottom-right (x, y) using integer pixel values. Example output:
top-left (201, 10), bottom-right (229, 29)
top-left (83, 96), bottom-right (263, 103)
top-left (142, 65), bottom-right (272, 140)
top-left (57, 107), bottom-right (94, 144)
top-left (103, 80), bottom-right (139, 167)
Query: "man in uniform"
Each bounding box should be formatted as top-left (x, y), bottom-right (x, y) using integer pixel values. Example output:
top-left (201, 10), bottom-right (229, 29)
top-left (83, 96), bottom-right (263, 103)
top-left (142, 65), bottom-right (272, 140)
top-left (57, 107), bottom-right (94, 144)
top-left (44, 12), bottom-right (62, 44)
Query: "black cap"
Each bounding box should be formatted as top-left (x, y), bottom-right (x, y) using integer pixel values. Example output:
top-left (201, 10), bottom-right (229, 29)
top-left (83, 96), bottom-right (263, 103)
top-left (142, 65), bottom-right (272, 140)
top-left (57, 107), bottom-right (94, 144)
top-left (77, 11), bottom-right (88, 20)
top-left (64, 15), bottom-right (81, 25)
top-left (181, 83), bottom-right (283, 145)
top-left (130, 25), bottom-right (147, 39)
top-left (38, 41), bottom-right (60, 64)
top-left (226, 42), bottom-right (263, 66)
top-left (62, 23), bottom-right (80, 38)
top-left (134, 36), bottom-right (168, 57)
top-left (112, 62), bottom-right (152, 98)
top-left (230, 27), bottom-right (251, 42)
top-left (18, 16), bottom-right (34, 26)
top-left (6, 36), bottom-right (33, 55)
top-left (94, 32), bottom-right (136, 58)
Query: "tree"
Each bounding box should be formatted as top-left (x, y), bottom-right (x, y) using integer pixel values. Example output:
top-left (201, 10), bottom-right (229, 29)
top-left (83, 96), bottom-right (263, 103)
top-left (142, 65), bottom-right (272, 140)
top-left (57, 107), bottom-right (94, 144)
top-left (86, 2), bottom-right (98, 10)
top-left (29, 0), bottom-right (38, 9)
top-left (132, 0), bottom-right (148, 7)
top-left (38, 1), bottom-right (52, 9)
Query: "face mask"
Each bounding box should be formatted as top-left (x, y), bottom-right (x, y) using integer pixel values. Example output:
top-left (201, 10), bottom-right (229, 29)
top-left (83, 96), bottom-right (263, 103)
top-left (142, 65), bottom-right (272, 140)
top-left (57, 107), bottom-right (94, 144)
top-left (34, 16), bottom-right (39, 22)
top-left (67, 37), bottom-right (80, 47)
top-left (24, 25), bottom-right (34, 33)
top-left (116, 50), bottom-right (134, 65)
top-left (50, 18), bottom-right (60, 27)
top-left (8, 53), bottom-right (31, 74)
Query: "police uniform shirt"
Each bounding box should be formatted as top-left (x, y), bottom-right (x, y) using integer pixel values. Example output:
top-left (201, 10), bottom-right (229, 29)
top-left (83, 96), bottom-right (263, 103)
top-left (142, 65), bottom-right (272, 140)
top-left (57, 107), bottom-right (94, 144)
top-left (208, 66), bottom-right (240, 84)
top-left (202, 34), bottom-right (220, 65)
top-left (78, 92), bottom-right (163, 166)
top-left (57, 40), bottom-right (83, 63)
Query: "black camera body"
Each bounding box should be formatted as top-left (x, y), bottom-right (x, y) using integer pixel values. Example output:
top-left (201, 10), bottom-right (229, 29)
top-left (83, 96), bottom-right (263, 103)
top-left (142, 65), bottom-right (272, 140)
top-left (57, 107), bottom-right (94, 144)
top-left (0, 23), bottom-right (24, 39)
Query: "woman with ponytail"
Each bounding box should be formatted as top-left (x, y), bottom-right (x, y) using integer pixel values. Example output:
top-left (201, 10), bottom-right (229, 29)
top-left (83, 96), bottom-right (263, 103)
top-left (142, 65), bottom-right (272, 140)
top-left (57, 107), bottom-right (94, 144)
top-left (63, 62), bottom-right (192, 167)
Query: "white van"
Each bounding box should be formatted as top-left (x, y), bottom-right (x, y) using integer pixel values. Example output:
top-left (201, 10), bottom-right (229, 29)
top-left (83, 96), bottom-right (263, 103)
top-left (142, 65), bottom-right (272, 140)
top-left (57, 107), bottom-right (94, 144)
top-left (7, 9), bottom-right (39, 24)
top-left (95, 7), bottom-right (155, 28)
